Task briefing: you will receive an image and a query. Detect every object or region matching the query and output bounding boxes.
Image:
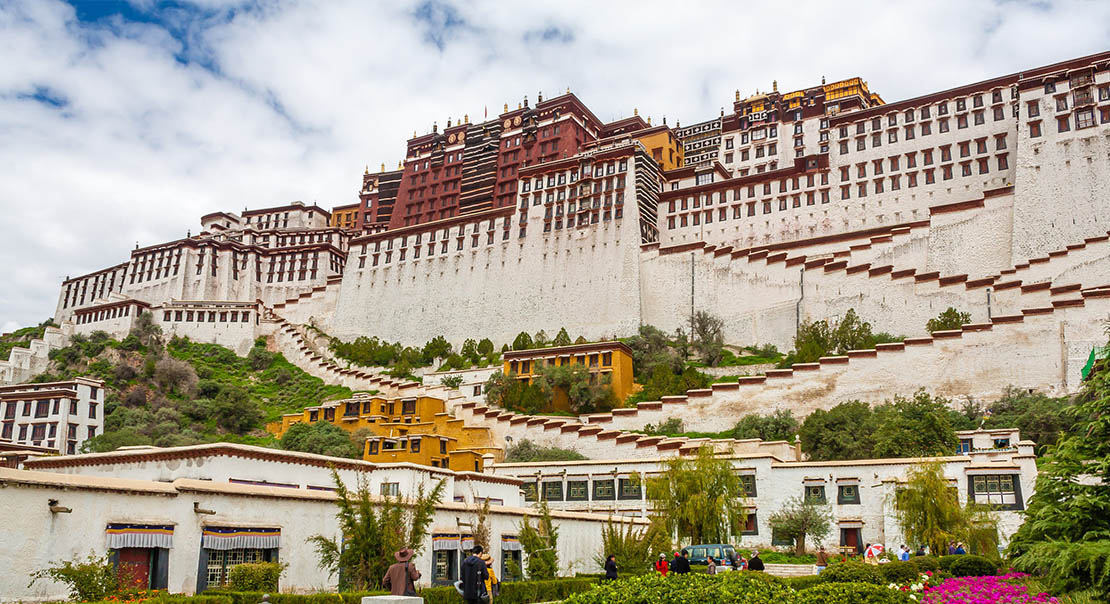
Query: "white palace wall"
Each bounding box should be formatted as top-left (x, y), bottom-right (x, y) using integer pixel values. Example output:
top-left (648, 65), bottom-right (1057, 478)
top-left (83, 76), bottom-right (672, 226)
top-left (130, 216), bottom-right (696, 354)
top-left (329, 207), bottom-right (646, 349)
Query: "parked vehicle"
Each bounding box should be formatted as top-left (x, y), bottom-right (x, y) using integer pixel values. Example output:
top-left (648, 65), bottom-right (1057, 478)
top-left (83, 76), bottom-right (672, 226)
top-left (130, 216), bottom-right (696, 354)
top-left (681, 544), bottom-right (738, 568)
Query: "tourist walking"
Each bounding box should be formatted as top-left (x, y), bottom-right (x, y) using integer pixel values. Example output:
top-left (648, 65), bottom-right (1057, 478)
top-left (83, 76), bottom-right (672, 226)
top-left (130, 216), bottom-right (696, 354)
top-left (382, 548), bottom-right (420, 597)
top-left (948, 541), bottom-right (957, 555)
top-left (916, 545), bottom-right (927, 557)
top-left (671, 551), bottom-right (691, 574)
top-left (814, 546), bottom-right (829, 574)
top-left (747, 551), bottom-right (764, 571)
top-left (954, 542), bottom-right (967, 555)
top-left (707, 555), bottom-right (717, 575)
top-left (604, 555), bottom-right (618, 581)
top-left (479, 552), bottom-right (499, 601)
top-left (459, 545), bottom-right (490, 604)
top-left (654, 553), bottom-right (669, 576)
top-left (899, 545), bottom-right (911, 561)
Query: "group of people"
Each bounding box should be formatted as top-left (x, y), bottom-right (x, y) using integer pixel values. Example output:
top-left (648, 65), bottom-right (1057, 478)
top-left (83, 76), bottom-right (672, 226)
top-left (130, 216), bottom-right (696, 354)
top-left (649, 549), bottom-right (765, 577)
top-left (382, 545), bottom-right (500, 604)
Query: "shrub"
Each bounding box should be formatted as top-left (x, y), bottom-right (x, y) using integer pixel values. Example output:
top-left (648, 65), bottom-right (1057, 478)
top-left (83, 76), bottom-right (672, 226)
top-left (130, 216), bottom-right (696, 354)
top-left (28, 552), bottom-right (120, 602)
top-left (819, 561), bottom-right (883, 584)
top-left (420, 577), bottom-right (596, 604)
top-left (938, 555), bottom-right (958, 571)
top-left (227, 562), bottom-right (287, 592)
top-left (154, 357), bottom-right (198, 396)
top-left (782, 575), bottom-right (824, 590)
top-left (791, 582), bottom-right (914, 604)
top-left (248, 346), bottom-right (275, 371)
top-left (911, 555), bottom-right (941, 572)
top-left (878, 560), bottom-right (919, 584)
top-left (561, 572), bottom-right (792, 604)
top-left (947, 554), bottom-right (998, 577)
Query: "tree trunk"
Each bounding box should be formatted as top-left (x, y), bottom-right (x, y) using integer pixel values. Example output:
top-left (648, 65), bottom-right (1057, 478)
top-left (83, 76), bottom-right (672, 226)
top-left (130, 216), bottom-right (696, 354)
top-left (796, 533), bottom-right (806, 557)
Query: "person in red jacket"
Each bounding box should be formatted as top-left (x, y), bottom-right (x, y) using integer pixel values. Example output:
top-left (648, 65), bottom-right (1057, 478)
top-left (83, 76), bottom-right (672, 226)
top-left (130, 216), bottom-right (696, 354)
top-left (653, 553), bottom-right (669, 576)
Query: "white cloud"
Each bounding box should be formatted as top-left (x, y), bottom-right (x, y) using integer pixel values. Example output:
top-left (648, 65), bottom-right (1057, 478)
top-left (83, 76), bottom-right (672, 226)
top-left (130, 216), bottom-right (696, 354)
top-left (0, 0), bottom-right (1108, 328)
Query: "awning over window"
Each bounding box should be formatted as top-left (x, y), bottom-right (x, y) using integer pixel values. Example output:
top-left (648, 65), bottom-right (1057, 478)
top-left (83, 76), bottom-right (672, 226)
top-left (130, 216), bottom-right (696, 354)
top-left (500, 534), bottom-right (522, 551)
top-left (432, 533), bottom-right (460, 551)
top-left (105, 523), bottom-right (174, 549)
top-left (461, 533), bottom-right (475, 551)
top-left (202, 526), bottom-right (280, 550)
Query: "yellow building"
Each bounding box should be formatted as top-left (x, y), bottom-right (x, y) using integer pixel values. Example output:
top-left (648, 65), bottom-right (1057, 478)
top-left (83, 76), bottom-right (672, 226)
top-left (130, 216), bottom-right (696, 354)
top-left (329, 203), bottom-right (360, 230)
top-left (501, 341), bottom-right (636, 411)
top-left (634, 126), bottom-right (685, 171)
top-left (267, 393), bottom-right (499, 471)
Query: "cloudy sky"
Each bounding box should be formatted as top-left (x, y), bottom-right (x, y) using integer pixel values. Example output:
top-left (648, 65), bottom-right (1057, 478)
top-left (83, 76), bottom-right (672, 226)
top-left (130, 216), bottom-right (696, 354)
top-left (1, 0), bottom-right (1108, 332)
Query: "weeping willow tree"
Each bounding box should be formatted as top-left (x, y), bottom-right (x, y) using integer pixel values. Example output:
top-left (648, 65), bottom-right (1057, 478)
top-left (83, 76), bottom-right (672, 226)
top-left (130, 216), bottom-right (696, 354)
top-left (308, 468), bottom-right (445, 590)
top-left (644, 446), bottom-right (749, 544)
top-left (1008, 331), bottom-right (1110, 599)
top-left (892, 461), bottom-right (998, 556)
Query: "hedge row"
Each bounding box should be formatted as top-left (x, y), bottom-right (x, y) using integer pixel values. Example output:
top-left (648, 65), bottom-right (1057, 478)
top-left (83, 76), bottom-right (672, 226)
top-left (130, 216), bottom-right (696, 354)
top-left (562, 572), bottom-right (915, 604)
top-left (420, 577), bottom-right (597, 604)
top-left (201, 591), bottom-right (385, 604)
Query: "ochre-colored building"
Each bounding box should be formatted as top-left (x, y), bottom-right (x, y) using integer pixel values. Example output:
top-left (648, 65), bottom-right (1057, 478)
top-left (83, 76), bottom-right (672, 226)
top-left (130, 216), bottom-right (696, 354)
top-left (268, 393), bottom-right (499, 471)
top-left (329, 203), bottom-right (361, 230)
top-left (501, 341), bottom-right (635, 411)
top-left (633, 126), bottom-right (684, 171)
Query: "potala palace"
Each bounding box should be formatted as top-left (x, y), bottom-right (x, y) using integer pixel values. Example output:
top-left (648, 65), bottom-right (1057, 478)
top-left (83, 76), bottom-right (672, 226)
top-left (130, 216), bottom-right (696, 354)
top-left (2, 50), bottom-right (1110, 599)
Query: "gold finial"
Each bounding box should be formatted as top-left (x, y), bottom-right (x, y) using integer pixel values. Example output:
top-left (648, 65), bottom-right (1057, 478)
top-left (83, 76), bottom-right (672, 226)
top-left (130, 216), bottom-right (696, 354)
top-left (538, 91), bottom-right (543, 103)
top-left (364, 165), bottom-right (369, 174)
top-left (447, 118), bottom-right (452, 127)
top-left (432, 121), bottom-right (437, 133)
top-left (517, 102), bottom-right (522, 109)
top-left (647, 116), bottom-right (652, 126)
top-left (464, 113), bottom-right (469, 124)
top-left (773, 80), bottom-right (778, 93)
top-left (735, 89), bottom-right (740, 101)
top-left (566, 86), bottom-right (570, 94)
top-left (413, 130), bottom-right (417, 137)
top-left (503, 103), bottom-right (508, 112)
top-left (633, 107), bottom-right (638, 116)
top-left (380, 163), bottom-right (385, 172)
top-left (398, 161), bottom-right (402, 169)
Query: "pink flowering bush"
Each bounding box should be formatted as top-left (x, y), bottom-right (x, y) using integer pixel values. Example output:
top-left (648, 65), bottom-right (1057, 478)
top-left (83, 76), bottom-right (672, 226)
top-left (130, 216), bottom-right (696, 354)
top-left (920, 573), bottom-right (1059, 604)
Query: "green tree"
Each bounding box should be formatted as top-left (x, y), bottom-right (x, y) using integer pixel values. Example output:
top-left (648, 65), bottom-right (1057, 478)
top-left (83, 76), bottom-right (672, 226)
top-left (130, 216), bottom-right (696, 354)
top-left (767, 496), bottom-right (833, 556)
top-left (130, 311), bottom-right (163, 350)
top-left (1008, 340), bottom-right (1110, 598)
top-left (691, 311), bottom-right (725, 366)
top-left (461, 338), bottom-right (480, 364)
top-left (540, 364), bottom-right (619, 414)
top-left (927, 307), bottom-right (972, 333)
top-left (484, 370), bottom-right (551, 414)
top-left (207, 385), bottom-right (262, 434)
top-left (440, 375), bottom-right (464, 389)
top-left (731, 409), bottom-right (799, 442)
top-left (512, 332), bottom-right (534, 351)
top-left (893, 461), bottom-right (997, 558)
top-left (871, 391), bottom-right (959, 458)
top-left (644, 446), bottom-right (749, 544)
top-left (476, 338), bottom-right (494, 356)
top-left (422, 335), bottom-right (452, 364)
top-left (308, 469), bottom-right (445, 590)
top-left (626, 324), bottom-right (681, 376)
top-left (969, 388), bottom-right (1078, 455)
top-left (630, 364), bottom-right (711, 404)
top-left (595, 517), bottom-right (671, 575)
top-left (552, 328), bottom-right (572, 347)
top-left (280, 422), bottom-right (360, 458)
top-left (533, 330), bottom-right (549, 347)
top-left (782, 308), bottom-right (901, 366)
top-left (519, 501), bottom-right (559, 580)
top-left (798, 401), bottom-right (876, 461)
top-left (573, 335), bottom-right (588, 344)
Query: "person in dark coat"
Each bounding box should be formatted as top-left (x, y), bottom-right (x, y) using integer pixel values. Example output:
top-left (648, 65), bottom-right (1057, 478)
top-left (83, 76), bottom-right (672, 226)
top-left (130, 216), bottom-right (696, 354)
top-left (460, 545), bottom-right (490, 604)
top-left (671, 551), bottom-right (691, 574)
top-left (747, 550), bottom-right (765, 571)
top-left (604, 554), bottom-right (618, 580)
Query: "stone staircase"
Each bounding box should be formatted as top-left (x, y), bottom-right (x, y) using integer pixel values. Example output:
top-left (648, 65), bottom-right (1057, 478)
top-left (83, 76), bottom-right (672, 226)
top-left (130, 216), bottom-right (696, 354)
top-left (0, 326), bottom-right (67, 385)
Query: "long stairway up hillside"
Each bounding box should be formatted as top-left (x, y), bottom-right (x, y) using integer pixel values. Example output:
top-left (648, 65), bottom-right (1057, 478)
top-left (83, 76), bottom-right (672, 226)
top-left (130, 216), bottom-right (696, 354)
top-left (0, 326), bottom-right (67, 385)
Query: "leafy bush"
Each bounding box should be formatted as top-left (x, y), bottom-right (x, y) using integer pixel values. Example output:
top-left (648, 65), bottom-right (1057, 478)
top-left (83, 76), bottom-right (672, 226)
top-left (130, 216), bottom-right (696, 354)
top-left (947, 554), bottom-right (998, 577)
top-left (791, 582), bottom-right (914, 604)
top-left (562, 571), bottom-right (792, 604)
top-left (782, 575), bottom-right (824, 590)
top-left (203, 592), bottom-right (382, 604)
top-left (911, 554), bottom-right (941, 572)
top-left (280, 422), bottom-right (359, 458)
top-left (503, 439), bottom-right (587, 462)
top-left (731, 409), bottom-right (798, 442)
top-left (819, 561), bottom-right (883, 584)
top-left (227, 562), bottom-right (286, 592)
top-left (779, 308), bottom-right (902, 367)
top-left (421, 577), bottom-right (596, 604)
top-left (439, 375), bottom-right (464, 389)
top-left (28, 552), bottom-right (121, 602)
top-left (878, 560), bottom-right (919, 584)
top-left (926, 307), bottom-right (971, 334)
top-left (938, 555), bottom-right (958, 572)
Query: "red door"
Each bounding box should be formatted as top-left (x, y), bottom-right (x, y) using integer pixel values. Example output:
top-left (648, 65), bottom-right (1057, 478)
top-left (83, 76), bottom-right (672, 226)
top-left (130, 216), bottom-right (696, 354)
top-left (841, 529), bottom-right (861, 557)
top-left (117, 548), bottom-right (151, 589)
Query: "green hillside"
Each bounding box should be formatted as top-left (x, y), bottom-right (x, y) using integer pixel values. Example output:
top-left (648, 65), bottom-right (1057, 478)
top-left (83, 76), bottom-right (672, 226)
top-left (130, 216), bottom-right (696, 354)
top-left (31, 316), bottom-right (353, 452)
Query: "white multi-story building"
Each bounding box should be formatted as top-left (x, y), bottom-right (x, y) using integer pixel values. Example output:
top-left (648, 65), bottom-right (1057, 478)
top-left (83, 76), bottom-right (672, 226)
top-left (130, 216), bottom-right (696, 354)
top-left (489, 429), bottom-right (1035, 554)
top-left (0, 377), bottom-right (104, 454)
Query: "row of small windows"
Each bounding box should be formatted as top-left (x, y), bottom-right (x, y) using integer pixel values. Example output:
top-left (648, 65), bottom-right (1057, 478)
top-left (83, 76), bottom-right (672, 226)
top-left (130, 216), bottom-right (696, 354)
top-left (75, 304), bottom-right (135, 325)
top-left (1, 420), bottom-right (94, 451)
top-left (3, 398), bottom-right (93, 420)
top-left (162, 309), bottom-right (252, 324)
top-left (519, 160), bottom-right (628, 193)
top-left (1028, 107), bottom-right (1109, 137)
top-left (837, 89), bottom-right (1011, 136)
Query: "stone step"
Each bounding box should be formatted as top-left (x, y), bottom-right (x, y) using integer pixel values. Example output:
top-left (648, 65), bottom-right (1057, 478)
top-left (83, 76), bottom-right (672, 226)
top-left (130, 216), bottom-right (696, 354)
top-left (761, 563), bottom-right (816, 577)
